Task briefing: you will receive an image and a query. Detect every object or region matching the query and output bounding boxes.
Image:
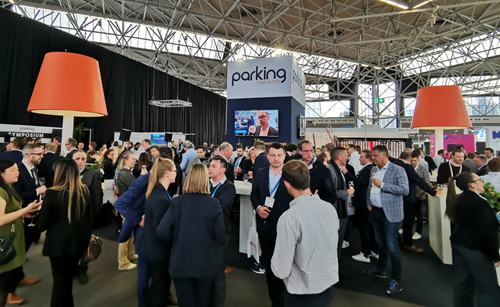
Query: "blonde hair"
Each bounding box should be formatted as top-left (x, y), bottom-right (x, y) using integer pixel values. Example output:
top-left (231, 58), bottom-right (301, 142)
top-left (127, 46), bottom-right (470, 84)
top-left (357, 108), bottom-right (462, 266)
top-left (247, 147), bottom-right (254, 159)
top-left (51, 160), bottom-right (89, 223)
top-left (117, 151), bottom-right (134, 171)
top-left (46, 143), bottom-right (58, 152)
top-left (183, 164), bottom-right (210, 194)
top-left (113, 145), bottom-right (124, 164)
top-left (146, 157), bottom-right (176, 199)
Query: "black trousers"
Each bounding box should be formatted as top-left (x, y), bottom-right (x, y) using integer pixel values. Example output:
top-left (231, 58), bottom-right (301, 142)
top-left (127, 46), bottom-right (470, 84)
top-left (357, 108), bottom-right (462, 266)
top-left (210, 235), bottom-right (229, 307)
top-left (49, 254), bottom-right (81, 307)
top-left (402, 202), bottom-right (416, 247)
top-left (355, 208), bottom-right (378, 256)
top-left (173, 275), bottom-right (214, 307)
top-left (145, 260), bottom-right (171, 307)
top-left (0, 266), bottom-right (23, 307)
top-left (259, 234), bottom-right (284, 307)
top-left (414, 199), bottom-right (424, 235)
top-left (451, 242), bottom-right (500, 307)
top-left (283, 285), bottom-right (334, 307)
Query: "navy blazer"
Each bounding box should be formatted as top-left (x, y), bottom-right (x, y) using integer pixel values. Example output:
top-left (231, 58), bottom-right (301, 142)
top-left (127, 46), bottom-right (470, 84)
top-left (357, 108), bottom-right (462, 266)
top-left (392, 160), bottom-right (436, 204)
top-left (157, 193), bottom-right (226, 278)
top-left (0, 150), bottom-right (23, 164)
top-left (353, 164), bottom-right (374, 210)
top-left (12, 162), bottom-right (38, 208)
top-left (37, 152), bottom-right (64, 188)
top-left (250, 166), bottom-right (293, 238)
top-left (211, 179), bottom-right (236, 235)
top-left (114, 173), bottom-right (150, 244)
top-left (141, 184), bottom-right (172, 263)
top-left (253, 152), bottom-right (270, 174)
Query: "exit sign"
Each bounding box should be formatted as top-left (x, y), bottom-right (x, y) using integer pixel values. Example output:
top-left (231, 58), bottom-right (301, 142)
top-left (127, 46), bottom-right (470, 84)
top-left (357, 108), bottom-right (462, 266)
top-left (373, 98), bottom-right (385, 103)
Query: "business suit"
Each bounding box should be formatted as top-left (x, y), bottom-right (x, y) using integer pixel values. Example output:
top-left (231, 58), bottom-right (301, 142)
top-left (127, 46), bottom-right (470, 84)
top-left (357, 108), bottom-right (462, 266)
top-left (250, 166), bottom-right (293, 307)
top-left (353, 164), bottom-right (378, 256)
top-left (424, 155), bottom-right (438, 173)
top-left (476, 165), bottom-right (489, 176)
top-left (114, 173), bottom-right (150, 307)
top-left (0, 150), bottom-right (23, 164)
top-left (252, 152), bottom-right (269, 174)
top-left (392, 159), bottom-right (436, 247)
top-left (65, 149), bottom-right (78, 160)
top-left (12, 162), bottom-right (40, 252)
top-left (210, 178), bottom-right (236, 307)
top-left (462, 159), bottom-right (478, 174)
top-left (414, 163), bottom-right (430, 236)
top-left (37, 189), bottom-right (92, 307)
top-left (253, 125), bottom-right (279, 136)
top-left (157, 193), bottom-right (226, 307)
top-left (233, 155), bottom-right (246, 181)
top-left (38, 152), bottom-right (64, 188)
top-left (141, 184), bottom-right (173, 307)
top-left (367, 162), bottom-right (408, 282)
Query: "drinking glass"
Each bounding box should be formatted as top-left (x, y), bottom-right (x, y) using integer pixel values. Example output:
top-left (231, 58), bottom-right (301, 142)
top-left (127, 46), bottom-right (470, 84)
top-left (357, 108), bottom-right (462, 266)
top-left (243, 174), bottom-right (249, 182)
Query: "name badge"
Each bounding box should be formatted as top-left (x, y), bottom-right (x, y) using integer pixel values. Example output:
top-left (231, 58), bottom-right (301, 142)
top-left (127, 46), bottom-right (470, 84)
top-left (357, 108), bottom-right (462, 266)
top-left (371, 186), bottom-right (380, 194)
top-left (265, 197), bottom-right (275, 208)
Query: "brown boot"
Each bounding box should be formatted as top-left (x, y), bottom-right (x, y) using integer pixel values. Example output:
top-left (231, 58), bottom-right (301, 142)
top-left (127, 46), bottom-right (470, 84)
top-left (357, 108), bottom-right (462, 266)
top-left (19, 276), bottom-right (40, 286)
top-left (403, 245), bottom-right (423, 253)
top-left (6, 293), bottom-right (24, 305)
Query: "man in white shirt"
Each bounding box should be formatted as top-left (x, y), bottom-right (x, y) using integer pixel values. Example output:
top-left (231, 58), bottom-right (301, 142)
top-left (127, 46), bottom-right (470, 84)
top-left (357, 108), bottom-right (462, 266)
top-left (254, 111), bottom-right (279, 136)
top-left (485, 148), bottom-right (495, 162)
top-left (347, 144), bottom-right (362, 174)
top-left (433, 149), bottom-right (448, 168)
top-left (272, 160), bottom-right (339, 307)
top-left (481, 158), bottom-right (500, 189)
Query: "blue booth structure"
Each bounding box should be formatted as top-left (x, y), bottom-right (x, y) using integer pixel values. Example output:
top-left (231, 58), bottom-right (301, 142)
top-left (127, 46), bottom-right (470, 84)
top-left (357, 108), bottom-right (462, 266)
top-left (225, 56), bottom-right (306, 148)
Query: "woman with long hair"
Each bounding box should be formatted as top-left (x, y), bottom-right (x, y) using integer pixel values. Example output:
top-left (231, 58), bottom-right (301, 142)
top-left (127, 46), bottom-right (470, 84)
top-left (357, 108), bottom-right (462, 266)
top-left (157, 164), bottom-right (226, 307)
top-left (446, 172), bottom-right (500, 306)
top-left (142, 157), bottom-right (177, 305)
top-left (0, 160), bottom-right (41, 306)
top-left (133, 152), bottom-right (153, 179)
top-left (103, 149), bottom-right (115, 180)
top-left (37, 159), bottom-right (92, 307)
top-left (116, 151), bottom-right (138, 271)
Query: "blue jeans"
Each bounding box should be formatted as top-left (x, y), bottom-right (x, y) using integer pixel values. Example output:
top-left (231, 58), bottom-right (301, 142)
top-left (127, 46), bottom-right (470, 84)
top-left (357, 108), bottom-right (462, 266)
top-left (371, 207), bottom-right (402, 282)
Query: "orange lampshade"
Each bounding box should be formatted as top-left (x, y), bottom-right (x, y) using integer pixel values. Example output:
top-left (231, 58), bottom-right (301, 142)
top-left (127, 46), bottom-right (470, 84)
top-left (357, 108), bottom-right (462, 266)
top-left (411, 85), bottom-right (471, 129)
top-left (28, 52), bottom-right (108, 117)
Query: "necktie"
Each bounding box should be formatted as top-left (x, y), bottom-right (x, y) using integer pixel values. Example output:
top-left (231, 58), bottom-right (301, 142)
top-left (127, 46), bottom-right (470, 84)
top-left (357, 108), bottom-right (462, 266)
top-left (31, 168), bottom-right (38, 186)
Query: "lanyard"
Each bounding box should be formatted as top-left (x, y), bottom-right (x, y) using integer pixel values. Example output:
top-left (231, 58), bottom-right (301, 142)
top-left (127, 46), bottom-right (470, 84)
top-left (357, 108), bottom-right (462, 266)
top-left (449, 161), bottom-right (462, 177)
top-left (269, 175), bottom-right (281, 198)
top-left (210, 183), bottom-right (222, 198)
top-left (235, 157), bottom-right (242, 169)
top-left (167, 191), bottom-right (172, 200)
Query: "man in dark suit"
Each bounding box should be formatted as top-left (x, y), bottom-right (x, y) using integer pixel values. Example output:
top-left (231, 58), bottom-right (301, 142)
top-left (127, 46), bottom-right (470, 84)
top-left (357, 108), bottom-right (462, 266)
top-left (232, 146), bottom-right (246, 181)
top-left (64, 138), bottom-right (78, 159)
top-left (0, 137), bottom-right (27, 163)
top-left (289, 140), bottom-right (305, 161)
top-left (37, 143), bottom-right (64, 188)
top-left (251, 111), bottom-right (279, 136)
top-left (252, 141), bottom-right (270, 176)
top-left (250, 143), bottom-right (293, 307)
top-left (474, 155), bottom-right (489, 176)
top-left (218, 142), bottom-right (234, 182)
top-left (73, 150), bottom-right (103, 284)
top-left (208, 157), bottom-right (236, 307)
top-left (393, 152), bottom-right (440, 252)
top-left (351, 150), bottom-right (378, 263)
top-left (12, 143), bottom-right (46, 288)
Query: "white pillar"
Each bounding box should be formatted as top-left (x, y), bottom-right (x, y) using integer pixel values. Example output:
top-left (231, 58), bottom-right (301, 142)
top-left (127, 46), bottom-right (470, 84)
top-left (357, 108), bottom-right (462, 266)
top-left (61, 114), bottom-right (74, 156)
top-left (435, 128), bottom-right (444, 154)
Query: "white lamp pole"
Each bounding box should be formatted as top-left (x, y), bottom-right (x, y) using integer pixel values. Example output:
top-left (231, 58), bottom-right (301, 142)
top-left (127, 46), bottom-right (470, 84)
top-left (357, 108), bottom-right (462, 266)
top-left (61, 113), bottom-right (74, 156)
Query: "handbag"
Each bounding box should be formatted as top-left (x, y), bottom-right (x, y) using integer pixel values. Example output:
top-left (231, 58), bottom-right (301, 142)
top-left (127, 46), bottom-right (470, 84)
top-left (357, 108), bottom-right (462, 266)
top-left (0, 223), bottom-right (17, 266)
top-left (246, 211), bottom-right (261, 263)
top-left (84, 234), bottom-right (102, 262)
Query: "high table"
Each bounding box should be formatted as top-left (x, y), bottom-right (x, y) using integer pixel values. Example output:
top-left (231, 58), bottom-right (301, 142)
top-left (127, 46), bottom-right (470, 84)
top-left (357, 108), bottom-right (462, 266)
top-left (234, 181), bottom-right (253, 254)
top-left (428, 189), bottom-right (453, 265)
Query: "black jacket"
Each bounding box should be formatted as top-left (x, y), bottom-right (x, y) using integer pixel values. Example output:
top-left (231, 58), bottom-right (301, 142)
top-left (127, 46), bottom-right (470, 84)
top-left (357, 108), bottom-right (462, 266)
top-left (12, 162), bottom-right (38, 208)
top-left (253, 152), bottom-right (270, 174)
top-left (211, 179), bottom-right (236, 234)
top-left (424, 155), bottom-right (438, 172)
top-left (289, 153), bottom-right (302, 161)
top-left (142, 184), bottom-right (173, 263)
top-left (37, 152), bottom-right (64, 188)
top-left (353, 164), bottom-right (374, 210)
top-left (65, 149), bottom-right (78, 160)
top-left (451, 190), bottom-right (500, 262)
top-left (168, 162), bottom-right (183, 196)
top-left (477, 166), bottom-right (489, 176)
top-left (233, 156), bottom-right (246, 181)
top-left (392, 160), bottom-right (436, 204)
top-left (103, 159), bottom-right (115, 180)
top-left (240, 158), bottom-right (253, 175)
top-left (37, 189), bottom-right (92, 257)
top-left (0, 150), bottom-right (23, 164)
top-left (156, 193), bottom-right (226, 278)
top-left (81, 168), bottom-right (103, 217)
top-left (308, 159), bottom-right (337, 209)
top-left (250, 166), bottom-right (293, 238)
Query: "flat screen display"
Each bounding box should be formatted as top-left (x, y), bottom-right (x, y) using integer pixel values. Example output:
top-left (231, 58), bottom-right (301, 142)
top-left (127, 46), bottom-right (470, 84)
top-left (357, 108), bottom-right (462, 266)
top-left (151, 134), bottom-right (167, 145)
top-left (234, 110), bottom-right (279, 137)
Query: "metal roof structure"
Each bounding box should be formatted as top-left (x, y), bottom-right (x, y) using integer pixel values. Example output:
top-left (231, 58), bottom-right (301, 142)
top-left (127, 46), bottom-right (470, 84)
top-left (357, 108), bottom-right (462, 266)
top-left (4, 0), bottom-right (500, 127)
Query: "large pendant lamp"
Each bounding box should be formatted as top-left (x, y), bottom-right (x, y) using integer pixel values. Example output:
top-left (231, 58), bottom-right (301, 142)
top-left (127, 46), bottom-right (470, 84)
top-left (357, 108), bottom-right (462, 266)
top-left (27, 52), bottom-right (108, 155)
top-left (411, 85), bottom-right (472, 155)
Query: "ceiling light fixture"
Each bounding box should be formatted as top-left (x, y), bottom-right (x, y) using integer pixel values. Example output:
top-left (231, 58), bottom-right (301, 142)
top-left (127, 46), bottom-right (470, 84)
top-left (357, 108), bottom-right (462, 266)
top-left (378, 0), bottom-right (409, 10)
top-left (374, 66), bottom-right (382, 70)
top-left (413, 0), bottom-right (434, 9)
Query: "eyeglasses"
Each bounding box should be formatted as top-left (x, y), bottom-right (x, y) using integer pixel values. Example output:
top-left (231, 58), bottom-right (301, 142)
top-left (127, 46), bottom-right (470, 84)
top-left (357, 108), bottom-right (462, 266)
top-left (65, 143), bottom-right (70, 146)
top-left (472, 178), bottom-right (484, 184)
top-left (31, 153), bottom-right (43, 156)
top-left (258, 115), bottom-right (268, 119)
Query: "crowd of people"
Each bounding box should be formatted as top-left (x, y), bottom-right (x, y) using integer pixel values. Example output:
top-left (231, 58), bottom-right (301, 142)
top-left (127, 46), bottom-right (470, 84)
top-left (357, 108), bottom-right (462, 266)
top-left (0, 136), bottom-right (499, 307)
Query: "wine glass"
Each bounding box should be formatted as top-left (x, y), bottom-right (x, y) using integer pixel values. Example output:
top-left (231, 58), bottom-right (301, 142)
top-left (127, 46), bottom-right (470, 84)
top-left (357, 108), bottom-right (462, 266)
top-left (243, 174), bottom-right (249, 182)
top-left (348, 181), bottom-right (354, 197)
top-left (29, 177), bottom-right (45, 227)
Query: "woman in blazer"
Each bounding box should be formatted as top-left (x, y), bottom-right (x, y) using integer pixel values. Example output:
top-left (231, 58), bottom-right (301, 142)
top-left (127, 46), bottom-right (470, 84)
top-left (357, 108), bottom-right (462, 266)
top-left (157, 164), bottom-right (226, 307)
top-left (446, 172), bottom-right (500, 307)
top-left (0, 160), bottom-right (41, 306)
top-left (142, 157), bottom-right (177, 306)
top-left (116, 151), bottom-right (138, 271)
top-left (37, 159), bottom-right (92, 307)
